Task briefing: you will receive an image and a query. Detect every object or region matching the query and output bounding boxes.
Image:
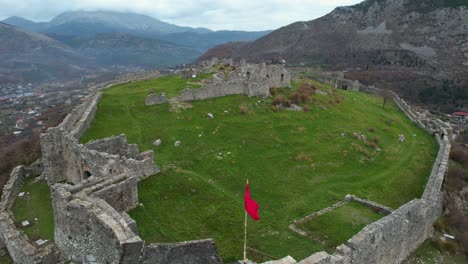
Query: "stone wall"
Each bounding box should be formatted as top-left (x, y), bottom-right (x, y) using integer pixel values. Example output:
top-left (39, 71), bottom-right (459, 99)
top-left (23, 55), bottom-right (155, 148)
top-left (41, 93), bottom-right (159, 185)
top-left (276, 85), bottom-right (452, 264)
top-left (344, 195), bottom-right (394, 215)
top-left (179, 62), bottom-right (291, 102)
top-left (52, 184), bottom-right (143, 263)
top-left (0, 165), bottom-right (61, 264)
top-left (85, 134), bottom-right (140, 158)
top-left (66, 174), bottom-right (138, 213)
top-left (1, 74), bottom-right (227, 263)
top-left (141, 239), bottom-right (223, 264)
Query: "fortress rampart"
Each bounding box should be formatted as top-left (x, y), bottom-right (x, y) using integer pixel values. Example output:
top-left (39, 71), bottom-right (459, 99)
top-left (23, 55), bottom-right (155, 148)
top-left (289, 85), bottom-right (451, 264)
top-left (179, 61), bottom-right (291, 102)
top-left (0, 67), bottom-right (453, 264)
top-left (0, 165), bottom-right (61, 264)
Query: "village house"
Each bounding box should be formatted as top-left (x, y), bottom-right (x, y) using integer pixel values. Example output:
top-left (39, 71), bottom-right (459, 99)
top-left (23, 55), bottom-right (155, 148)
top-left (452, 112), bottom-right (468, 127)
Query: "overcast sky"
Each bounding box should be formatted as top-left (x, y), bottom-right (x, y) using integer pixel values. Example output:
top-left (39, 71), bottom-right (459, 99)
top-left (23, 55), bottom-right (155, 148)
top-left (0, 0), bottom-right (362, 31)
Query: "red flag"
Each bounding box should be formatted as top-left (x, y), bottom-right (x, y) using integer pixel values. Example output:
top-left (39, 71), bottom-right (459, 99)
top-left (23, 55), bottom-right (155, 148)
top-left (244, 182), bottom-right (260, 221)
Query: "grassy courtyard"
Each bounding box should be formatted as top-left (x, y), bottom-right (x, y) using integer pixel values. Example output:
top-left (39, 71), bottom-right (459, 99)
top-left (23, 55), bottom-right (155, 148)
top-left (11, 178), bottom-right (54, 241)
top-left (81, 75), bottom-right (437, 261)
top-left (296, 201), bottom-right (385, 252)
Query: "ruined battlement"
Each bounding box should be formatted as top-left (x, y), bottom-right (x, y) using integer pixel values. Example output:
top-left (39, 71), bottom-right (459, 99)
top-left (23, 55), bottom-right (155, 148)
top-left (0, 70), bottom-right (453, 263)
top-left (52, 183), bottom-right (143, 263)
top-left (281, 85), bottom-right (452, 264)
top-left (0, 165), bottom-right (61, 264)
top-left (41, 92), bottom-right (159, 185)
top-left (179, 61), bottom-right (291, 102)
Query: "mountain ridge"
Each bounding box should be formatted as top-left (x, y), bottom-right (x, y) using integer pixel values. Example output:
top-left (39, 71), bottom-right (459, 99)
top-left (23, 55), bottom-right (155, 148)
top-left (2, 11), bottom-right (271, 53)
top-left (0, 22), bottom-right (92, 83)
top-left (197, 0), bottom-right (468, 111)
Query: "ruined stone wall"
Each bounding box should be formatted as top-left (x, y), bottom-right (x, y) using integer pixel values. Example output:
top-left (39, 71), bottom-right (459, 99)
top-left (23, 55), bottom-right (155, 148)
top-left (52, 184), bottom-right (143, 263)
top-left (1, 74), bottom-right (226, 263)
top-left (141, 239), bottom-right (223, 264)
top-left (85, 134), bottom-right (140, 159)
top-left (284, 87), bottom-right (452, 264)
top-left (41, 93), bottom-right (159, 185)
top-left (179, 62), bottom-right (291, 102)
top-left (0, 166), bottom-right (61, 264)
top-left (66, 175), bottom-right (138, 213)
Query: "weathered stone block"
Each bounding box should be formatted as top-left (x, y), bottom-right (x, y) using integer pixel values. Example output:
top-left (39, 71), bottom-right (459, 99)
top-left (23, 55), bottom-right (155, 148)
top-left (146, 93), bottom-right (168, 105)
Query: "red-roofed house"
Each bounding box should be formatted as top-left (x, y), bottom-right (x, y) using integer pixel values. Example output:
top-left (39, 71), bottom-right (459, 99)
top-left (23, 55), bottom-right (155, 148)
top-left (453, 112), bottom-right (468, 126)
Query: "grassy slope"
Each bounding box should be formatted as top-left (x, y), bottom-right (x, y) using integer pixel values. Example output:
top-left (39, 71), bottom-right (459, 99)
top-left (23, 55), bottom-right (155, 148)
top-left (11, 179), bottom-right (54, 241)
top-left (297, 201), bottom-right (384, 252)
top-left (404, 240), bottom-right (466, 264)
top-left (81, 76), bottom-right (437, 261)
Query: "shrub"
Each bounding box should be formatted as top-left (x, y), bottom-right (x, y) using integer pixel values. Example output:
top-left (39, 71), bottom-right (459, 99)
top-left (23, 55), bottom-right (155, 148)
top-left (270, 87), bottom-right (278, 96)
top-left (239, 105), bottom-right (248, 114)
top-left (271, 105), bottom-right (280, 112)
top-left (450, 145), bottom-right (468, 168)
top-left (303, 105), bottom-right (311, 112)
top-left (433, 218), bottom-right (448, 232)
top-left (444, 240), bottom-right (459, 253)
top-left (446, 167), bottom-right (466, 192)
top-left (369, 128), bottom-right (376, 133)
top-left (372, 137), bottom-right (380, 144)
top-left (283, 99), bottom-right (291, 108)
top-left (289, 92), bottom-right (309, 105)
top-left (298, 82), bottom-right (316, 94)
top-left (430, 237), bottom-right (457, 253)
top-left (272, 95), bottom-right (285, 106)
top-left (287, 82), bottom-right (317, 105)
top-left (288, 92), bottom-right (300, 105)
top-left (461, 231), bottom-right (468, 254)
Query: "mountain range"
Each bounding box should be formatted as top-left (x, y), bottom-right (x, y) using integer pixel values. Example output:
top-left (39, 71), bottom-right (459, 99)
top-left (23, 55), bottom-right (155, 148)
top-left (0, 22), bottom-right (91, 83)
top-left (199, 0), bottom-right (468, 111)
top-left (0, 11), bottom-right (271, 83)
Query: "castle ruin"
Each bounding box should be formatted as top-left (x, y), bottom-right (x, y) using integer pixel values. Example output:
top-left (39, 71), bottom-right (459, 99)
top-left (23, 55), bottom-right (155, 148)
top-left (178, 60), bottom-right (291, 101)
top-left (0, 64), bottom-right (453, 264)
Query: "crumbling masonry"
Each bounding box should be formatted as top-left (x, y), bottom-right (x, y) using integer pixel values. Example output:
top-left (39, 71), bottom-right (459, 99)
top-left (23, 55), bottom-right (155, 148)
top-left (178, 60), bottom-right (291, 101)
top-left (0, 66), bottom-right (453, 264)
top-left (0, 79), bottom-right (222, 263)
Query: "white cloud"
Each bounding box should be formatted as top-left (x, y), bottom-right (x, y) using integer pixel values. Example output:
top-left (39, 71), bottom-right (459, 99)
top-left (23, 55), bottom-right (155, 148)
top-left (0, 0), bottom-right (362, 30)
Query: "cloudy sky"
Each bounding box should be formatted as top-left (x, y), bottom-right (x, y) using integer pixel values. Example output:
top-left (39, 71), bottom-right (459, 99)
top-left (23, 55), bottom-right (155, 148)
top-left (0, 0), bottom-right (362, 31)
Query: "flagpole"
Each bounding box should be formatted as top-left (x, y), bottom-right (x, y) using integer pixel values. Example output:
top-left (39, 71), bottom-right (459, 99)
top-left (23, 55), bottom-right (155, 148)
top-left (243, 209), bottom-right (247, 261)
top-left (243, 178), bottom-right (248, 262)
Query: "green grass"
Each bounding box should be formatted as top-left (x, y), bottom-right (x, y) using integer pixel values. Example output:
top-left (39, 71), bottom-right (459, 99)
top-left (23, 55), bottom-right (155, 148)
top-left (11, 178), bottom-right (54, 241)
top-left (0, 254), bottom-right (13, 264)
top-left (297, 201), bottom-right (385, 252)
top-left (81, 75), bottom-right (437, 262)
top-left (404, 240), bottom-right (467, 264)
